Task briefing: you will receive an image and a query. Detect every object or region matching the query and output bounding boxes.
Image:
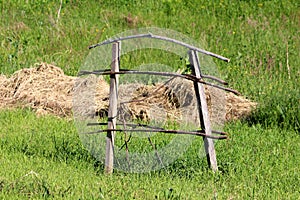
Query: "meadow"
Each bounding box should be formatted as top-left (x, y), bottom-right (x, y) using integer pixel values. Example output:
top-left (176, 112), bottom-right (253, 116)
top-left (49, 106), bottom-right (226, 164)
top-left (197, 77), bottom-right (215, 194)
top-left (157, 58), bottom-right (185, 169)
top-left (0, 0), bottom-right (299, 199)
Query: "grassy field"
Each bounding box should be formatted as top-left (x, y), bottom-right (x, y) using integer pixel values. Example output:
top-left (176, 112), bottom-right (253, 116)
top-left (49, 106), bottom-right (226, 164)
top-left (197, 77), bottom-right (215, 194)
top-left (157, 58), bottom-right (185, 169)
top-left (1, 0), bottom-right (299, 199)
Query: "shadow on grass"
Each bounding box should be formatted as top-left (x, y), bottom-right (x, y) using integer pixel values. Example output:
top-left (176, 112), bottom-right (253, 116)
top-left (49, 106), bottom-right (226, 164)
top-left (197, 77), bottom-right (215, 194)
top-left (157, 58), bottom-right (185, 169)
top-left (244, 95), bottom-right (299, 133)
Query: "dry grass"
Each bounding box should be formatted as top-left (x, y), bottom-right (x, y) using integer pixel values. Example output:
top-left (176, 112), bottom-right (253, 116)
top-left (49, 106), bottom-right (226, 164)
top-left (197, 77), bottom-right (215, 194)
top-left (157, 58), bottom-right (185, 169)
top-left (0, 63), bottom-right (256, 122)
top-left (0, 63), bottom-right (76, 117)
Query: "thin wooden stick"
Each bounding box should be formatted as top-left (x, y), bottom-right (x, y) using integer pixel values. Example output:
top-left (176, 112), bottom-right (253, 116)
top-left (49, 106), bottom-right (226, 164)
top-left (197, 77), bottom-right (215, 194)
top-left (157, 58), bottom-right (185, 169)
top-left (121, 115), bottom-right (131, 168)
top-left (201, 74), bottom-right (228, 85)
top-left (119, 135), bottom-right (132, 151)
top-left (81, 128), bottom-right (228, 140)
top-left (79, 70), bottom-right (240, 95)
top-left (147, 135), bottom-right (165, 168)
top-left (80, 68), bottom-right (227, 85)
top-left (88, 33), bottom-right (230, 62)
top-left (87, 122), bottom-right (228, 136)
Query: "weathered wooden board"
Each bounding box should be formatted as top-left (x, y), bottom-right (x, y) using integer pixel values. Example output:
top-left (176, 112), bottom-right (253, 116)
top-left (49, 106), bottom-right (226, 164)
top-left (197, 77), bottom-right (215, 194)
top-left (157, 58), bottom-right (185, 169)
top-left (105, 41), bottom-right (120, 174)
top-left (188, 50), bottom-right (218, 172)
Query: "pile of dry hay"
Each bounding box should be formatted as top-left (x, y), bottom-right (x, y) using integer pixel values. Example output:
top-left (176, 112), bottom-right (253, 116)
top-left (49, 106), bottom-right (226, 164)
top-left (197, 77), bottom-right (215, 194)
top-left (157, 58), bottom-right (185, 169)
top-left (0, 63), bottom-right (257, 122)
top-left (0, 63), bottom-right (109, 117)
top-left (117, 78), bottom-right (256, 126)
top-left (0, 63), bottom-right (76, 116)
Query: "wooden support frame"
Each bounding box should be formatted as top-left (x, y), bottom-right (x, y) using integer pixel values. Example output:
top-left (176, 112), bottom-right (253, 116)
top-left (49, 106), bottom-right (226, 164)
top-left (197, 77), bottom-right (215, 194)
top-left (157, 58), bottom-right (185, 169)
top-left (85, 35), bottom-right (231, 173)
top-left (188, 50), bottom-right (218, 172)
top-left (105, 41), bottom-right (121, 174)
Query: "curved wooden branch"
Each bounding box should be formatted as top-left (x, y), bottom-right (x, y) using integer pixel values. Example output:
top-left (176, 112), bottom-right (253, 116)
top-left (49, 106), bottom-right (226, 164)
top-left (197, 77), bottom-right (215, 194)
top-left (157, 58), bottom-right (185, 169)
top-left (88, 33), bottom-right (230, 62)
top-left (79, 69), bottom-right (241, 95)
top-left (201, 74), bottom-right (228, 85)
top-left (83, 127), bottom-right (228, 140)
top-left (88, 122), bottom-right (228, 136)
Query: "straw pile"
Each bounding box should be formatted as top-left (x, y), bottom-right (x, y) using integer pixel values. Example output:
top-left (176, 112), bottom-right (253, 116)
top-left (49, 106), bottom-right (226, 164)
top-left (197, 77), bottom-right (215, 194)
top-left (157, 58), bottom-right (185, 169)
top-left (0, 63), bottom-right (75, 116)
top-left (0, 63), bottom-right (110, 117)
top-left (118, 77), bottom-right (257, 126)
top-left (0, 63), bottom-right (257, 122)
top-left (118, 83), bottom-right (182, 122)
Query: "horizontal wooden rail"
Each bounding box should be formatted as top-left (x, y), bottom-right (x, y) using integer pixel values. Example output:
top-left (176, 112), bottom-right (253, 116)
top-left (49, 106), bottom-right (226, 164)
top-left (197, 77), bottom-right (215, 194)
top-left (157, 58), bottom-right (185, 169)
top-left (84, 124), bottom-right (228, 140)
top-left (88, 33), bottom-right (230, 62)
top-left (79, 69), bottom-right (240, 95)
top-left (88, 122), bottom-right (228, 136)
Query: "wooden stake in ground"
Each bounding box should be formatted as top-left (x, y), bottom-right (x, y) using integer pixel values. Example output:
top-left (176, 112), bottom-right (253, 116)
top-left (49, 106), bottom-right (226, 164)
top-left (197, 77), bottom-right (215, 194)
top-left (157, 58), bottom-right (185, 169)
top-left (105, 41), bottom-right (120, 174)
top-left (188, 50), bottom-right (218, 172)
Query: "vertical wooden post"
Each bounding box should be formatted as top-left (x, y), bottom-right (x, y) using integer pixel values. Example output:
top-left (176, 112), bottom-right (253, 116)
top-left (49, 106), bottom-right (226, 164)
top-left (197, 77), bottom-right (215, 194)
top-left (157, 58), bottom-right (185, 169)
top-left (105, 41), bottom-right (120, 174)
top-left (188, 50), bottom-right (218, 172)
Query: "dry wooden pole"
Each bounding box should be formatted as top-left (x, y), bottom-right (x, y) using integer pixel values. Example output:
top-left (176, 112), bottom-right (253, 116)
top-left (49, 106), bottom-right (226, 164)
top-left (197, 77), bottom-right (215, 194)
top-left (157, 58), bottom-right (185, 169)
top-left (105, 41), bottom-right (120, 174)
top-left (89, 33), bottom-right (230, 62)
top-left (79, 70), bottom-right (240, 95)
top-left (188, 50), bottom-right (218, 172)
top-left (83, 128), bottom-right (228, 140)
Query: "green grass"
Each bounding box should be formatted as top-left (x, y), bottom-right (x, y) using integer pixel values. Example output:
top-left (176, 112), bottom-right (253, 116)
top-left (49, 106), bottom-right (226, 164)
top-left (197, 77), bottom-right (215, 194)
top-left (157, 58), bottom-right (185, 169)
top-left (1, 109), bottom-right (299, 199)
top-left (1, 0), bottom-right (299, 199)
